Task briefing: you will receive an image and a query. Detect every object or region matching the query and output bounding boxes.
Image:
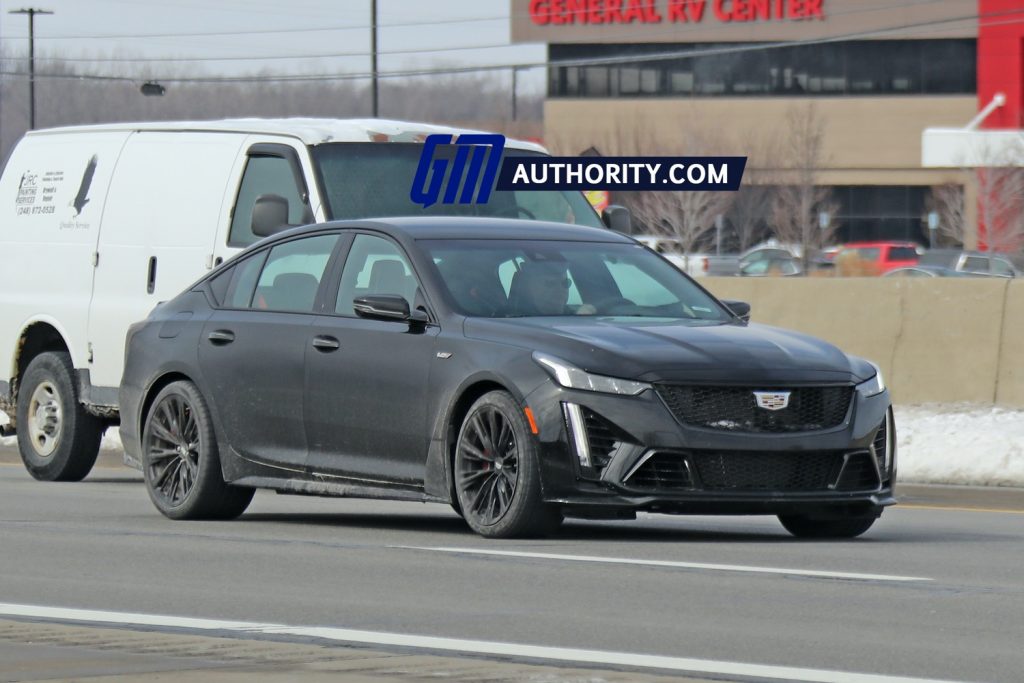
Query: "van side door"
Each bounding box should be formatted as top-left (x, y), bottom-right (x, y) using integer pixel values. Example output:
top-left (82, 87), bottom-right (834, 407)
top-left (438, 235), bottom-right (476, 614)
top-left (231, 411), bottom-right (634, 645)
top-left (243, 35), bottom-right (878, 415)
top-left (87, 131), bottom-right (246, 392)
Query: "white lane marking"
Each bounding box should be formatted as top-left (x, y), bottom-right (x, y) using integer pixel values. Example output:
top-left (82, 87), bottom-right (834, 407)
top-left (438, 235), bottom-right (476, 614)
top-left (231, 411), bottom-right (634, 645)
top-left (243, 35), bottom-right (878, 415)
top-left (0, 602), bottom-right (955, 683)
top-left (396, 547), bottom-right (932, 583)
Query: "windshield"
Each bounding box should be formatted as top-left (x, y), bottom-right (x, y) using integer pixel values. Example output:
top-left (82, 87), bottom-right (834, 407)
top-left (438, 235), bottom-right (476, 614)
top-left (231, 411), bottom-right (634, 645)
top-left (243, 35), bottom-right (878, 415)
top-left (421, 239), bottom-right (732, 321)
top-left (312, 143), bottom-right (603, 228)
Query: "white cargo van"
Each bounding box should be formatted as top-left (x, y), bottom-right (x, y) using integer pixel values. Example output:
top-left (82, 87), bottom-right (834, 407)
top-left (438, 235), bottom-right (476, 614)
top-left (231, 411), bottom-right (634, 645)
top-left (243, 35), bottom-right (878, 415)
top-left (0, 118), bottom-right (615, 480)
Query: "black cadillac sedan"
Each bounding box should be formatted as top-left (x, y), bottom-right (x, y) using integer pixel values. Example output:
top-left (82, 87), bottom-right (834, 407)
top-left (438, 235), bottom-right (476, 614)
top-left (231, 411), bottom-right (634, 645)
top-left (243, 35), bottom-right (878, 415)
top-left (120, 217), bottom-right (895, 539)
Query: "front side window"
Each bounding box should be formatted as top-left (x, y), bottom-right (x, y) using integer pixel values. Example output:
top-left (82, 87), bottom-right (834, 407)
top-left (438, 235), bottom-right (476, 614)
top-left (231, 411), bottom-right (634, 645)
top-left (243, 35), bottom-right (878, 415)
top-left (424, 239), bottom-right (731, 321)
top-left (335, 234), bottom-right (419, 316)
top-left (251, 234), bottom-right (338, 312)
top-left (229, 154), bottom-right (308, 247)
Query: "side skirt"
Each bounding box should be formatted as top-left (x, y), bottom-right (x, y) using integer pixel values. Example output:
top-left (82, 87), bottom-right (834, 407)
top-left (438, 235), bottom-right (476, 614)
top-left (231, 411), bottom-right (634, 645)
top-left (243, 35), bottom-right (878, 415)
top-left (231, 474), bottom-right (447, 504)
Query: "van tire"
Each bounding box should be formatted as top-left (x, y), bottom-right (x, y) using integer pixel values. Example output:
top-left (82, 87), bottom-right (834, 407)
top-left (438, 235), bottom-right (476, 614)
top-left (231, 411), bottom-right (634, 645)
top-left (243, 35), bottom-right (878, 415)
top-left (16, 352), bottom-right (103, 481)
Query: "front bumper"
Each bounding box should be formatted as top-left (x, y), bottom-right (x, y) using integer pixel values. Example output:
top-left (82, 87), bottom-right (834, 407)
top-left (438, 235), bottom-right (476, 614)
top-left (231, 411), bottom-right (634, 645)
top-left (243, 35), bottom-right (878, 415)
top-left (525, 380), bottom-right (896, 516)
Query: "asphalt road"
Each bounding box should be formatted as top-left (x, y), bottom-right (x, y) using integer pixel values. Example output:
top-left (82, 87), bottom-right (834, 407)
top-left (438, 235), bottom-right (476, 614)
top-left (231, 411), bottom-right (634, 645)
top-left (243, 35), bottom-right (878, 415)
top-left (1, 447), bottom-right (1023, 683)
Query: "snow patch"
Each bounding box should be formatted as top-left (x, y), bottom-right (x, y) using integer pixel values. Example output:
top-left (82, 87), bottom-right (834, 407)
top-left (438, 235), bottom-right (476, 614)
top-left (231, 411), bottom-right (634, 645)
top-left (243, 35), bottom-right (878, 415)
top-left (894, 404), bottom-right (1024, 487)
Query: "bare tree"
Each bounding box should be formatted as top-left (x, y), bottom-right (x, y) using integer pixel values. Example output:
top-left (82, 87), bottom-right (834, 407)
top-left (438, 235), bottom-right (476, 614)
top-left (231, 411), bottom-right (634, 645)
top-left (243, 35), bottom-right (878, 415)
top-left (928, 140), bottom-right (1024, 254)
top-left (770, 104), bottom-right (838, 268)
top-left (579, 118), bottom-right (733, 255)
top-left (928, 183), bottom-right (967, 248)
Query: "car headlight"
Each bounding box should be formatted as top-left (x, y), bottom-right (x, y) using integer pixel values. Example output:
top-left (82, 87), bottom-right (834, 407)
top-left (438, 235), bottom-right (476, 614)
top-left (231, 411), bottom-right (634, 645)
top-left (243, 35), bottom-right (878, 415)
top-left (533, 352), bottom-right (650, 396)
top-left (856, 361), bottom-right (886, 397)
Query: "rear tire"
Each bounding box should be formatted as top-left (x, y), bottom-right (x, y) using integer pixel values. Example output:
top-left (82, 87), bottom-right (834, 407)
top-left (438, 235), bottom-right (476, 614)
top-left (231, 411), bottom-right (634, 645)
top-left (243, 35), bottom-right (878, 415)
top-left (16, 352), bottom-right (103, 482)
top-left (778, 512), bottom-right (879, 539)
top-left (142, 381), bottom-right (253, 520)
top-left (454, 391), bottom-right (562, 538)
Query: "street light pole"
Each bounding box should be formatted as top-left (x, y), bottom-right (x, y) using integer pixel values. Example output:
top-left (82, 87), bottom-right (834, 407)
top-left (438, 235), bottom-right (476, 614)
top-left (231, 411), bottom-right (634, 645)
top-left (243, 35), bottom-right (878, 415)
top-left (8, 7), bottom-right (54, 130)
top-left (370, 0), bottom-right (378, 117)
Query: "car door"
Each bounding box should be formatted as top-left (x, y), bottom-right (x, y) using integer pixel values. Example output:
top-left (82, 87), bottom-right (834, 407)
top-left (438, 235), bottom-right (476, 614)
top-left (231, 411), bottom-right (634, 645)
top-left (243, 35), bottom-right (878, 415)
top-left (304, 233), bottom-right (439, 485)
top-left (198, 232), bottom-right (341, 471)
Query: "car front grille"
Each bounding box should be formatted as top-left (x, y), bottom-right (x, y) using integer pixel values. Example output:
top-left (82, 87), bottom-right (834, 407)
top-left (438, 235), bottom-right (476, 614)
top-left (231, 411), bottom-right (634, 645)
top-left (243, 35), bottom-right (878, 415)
top-left (623, 449), bottom-right (880, 493)
top-left (690, 450), bottom-right (840, 491)
top-left (582, 409), bottom-right (621, 470)
top-left (655, 384), bottom-right (854, 433)
top-left (625, 453), bottom-right (693, 490)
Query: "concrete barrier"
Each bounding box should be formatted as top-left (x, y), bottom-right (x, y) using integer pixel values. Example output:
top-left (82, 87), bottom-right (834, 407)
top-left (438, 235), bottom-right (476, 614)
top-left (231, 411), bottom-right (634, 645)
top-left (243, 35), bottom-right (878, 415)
top-left (702, 277), bottom-right (1022, 406)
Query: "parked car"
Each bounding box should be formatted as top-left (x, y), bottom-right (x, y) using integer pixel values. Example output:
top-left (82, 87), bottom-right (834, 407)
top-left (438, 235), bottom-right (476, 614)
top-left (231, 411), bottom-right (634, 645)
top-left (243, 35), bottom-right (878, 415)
top-left (632, 236), bottom-right (737, 277)
top-left (738, 248), bottom-right (802, 276)
top-left (918, 249), bottom-right (1018, 278)
top-left (0, 118), bottom-right (612, 482)
top-left (836, 241), bottom-right (920, 275)
top-left (883, 266), bottom-right (975, 278)
top-left (121, 217), bottom-right (895, 539)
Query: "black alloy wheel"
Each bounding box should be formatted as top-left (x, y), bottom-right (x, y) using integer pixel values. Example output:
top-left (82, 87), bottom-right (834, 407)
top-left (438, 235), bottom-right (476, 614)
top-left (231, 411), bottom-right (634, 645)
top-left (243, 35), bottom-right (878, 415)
top-left (457, 405), bottom-right (520, 526)
top-left (142, 381), bottom-right (253, 520)
top-left (146, 393), bottom-right (200, 507)
top-left (454, 391), bottom-right (561, 538)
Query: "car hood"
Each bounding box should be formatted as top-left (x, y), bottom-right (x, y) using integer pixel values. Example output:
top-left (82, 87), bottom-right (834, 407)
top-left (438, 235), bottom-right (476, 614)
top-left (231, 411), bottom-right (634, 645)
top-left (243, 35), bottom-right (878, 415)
top-left (464, 317), bottom-right (870, 384)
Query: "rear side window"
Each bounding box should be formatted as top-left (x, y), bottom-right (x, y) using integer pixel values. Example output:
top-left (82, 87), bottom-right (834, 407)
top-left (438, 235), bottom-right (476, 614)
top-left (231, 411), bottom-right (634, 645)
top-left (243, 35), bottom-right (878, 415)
top-left (992, 259), bottom-right (1015, 276)
top-left (251, 235), bottom-right (339, 312)
top-left (962, 256), bottom-right (988, 273)
top-left (888, 247), bottom-right (918, 261)
top-left (208, 252), bottom-right (268, 309)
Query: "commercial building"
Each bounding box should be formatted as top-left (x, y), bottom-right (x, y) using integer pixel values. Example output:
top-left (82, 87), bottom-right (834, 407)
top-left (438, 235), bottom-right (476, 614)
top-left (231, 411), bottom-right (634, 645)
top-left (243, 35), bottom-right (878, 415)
top-left (512, 0), bottom-right (1024, 247)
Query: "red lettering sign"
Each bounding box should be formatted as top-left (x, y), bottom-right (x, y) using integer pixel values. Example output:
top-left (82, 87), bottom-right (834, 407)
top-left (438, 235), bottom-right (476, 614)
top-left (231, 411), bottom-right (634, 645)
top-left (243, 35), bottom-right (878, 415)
top-left (527, 0), bottom-right (825, 25)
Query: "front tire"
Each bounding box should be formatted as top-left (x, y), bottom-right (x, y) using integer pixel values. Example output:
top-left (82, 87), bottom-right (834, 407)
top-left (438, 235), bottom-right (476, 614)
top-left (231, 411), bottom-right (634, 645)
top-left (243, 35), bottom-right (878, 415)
top-left (142, 381), bottom-right (253, 520)
top-left (454, 391), bottom-right (561, 538)
top-left (16, 352), bottom-right (103, 481)
top-left (778, 512), bottom-right (879, 539)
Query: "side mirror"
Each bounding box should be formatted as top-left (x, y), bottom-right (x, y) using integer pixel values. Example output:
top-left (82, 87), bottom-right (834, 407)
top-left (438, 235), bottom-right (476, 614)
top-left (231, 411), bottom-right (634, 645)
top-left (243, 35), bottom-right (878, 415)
top-left (353, 295), bottom-right (428, 323)
top-left (252, 194), bottom-right (291, 237)
top-left (602, 205), bottom-right (632, 234)
top-left (722, 299), bottom-right (751, 322)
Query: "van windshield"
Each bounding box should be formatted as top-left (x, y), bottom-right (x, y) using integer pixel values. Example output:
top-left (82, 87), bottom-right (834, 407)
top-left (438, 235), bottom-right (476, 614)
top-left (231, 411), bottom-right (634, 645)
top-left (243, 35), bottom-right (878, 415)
top-left (311, 143), bottom-right (603, 228)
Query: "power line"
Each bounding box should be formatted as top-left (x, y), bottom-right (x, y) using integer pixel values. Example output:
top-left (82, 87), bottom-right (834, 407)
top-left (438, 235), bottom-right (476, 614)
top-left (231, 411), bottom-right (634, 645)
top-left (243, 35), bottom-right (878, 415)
top-left (0, 12), bottom-right (509, 41)
top-left (0, 7), bottom-right (1015, 86)
top-left (0, 0), bottom-right (959, 44)
top-left (1, 0), bottom-right (962, 64)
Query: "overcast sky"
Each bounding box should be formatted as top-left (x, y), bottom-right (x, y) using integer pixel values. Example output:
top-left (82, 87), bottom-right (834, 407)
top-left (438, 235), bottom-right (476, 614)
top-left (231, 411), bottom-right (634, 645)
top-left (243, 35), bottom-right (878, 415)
top-left (0, 0), bottom-right (546, 90)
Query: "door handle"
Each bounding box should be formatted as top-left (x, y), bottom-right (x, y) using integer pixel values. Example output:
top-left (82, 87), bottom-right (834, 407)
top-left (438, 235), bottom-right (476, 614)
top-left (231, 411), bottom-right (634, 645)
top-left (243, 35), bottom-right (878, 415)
top-left (312, 335), bottom-right (340, 351)
top-left (207, 330), bottom-right (235, 344)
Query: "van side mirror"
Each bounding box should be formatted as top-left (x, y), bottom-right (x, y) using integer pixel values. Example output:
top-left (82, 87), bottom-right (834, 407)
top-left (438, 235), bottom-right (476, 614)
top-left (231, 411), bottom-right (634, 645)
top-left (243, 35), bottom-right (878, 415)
top-left (722, 299), bottom-right (751, 322)
top-left (602, 205), bottom-right (632, 234)
top-left (252, 194), bottom-right (291, 237)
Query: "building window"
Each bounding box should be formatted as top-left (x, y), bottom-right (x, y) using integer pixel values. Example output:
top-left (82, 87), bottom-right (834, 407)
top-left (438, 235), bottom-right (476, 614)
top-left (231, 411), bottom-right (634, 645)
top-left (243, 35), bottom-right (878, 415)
top-left (549, 40), bottom-right (976, 98)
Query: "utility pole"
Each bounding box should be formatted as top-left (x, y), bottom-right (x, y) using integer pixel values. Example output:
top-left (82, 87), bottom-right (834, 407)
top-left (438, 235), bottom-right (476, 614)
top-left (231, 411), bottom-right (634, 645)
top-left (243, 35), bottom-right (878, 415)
top-left (370, 0), bottom-right (378, 117)
top-left (511, 67), bottom-right (518, 121)
top-left (8, 7), bottom-right (54, 130)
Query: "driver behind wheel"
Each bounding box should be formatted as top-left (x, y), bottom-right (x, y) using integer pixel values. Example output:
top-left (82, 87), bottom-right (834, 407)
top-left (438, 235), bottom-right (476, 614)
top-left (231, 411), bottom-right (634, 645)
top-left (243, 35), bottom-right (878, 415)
top-left (508, 262), bottom-right (595, 316)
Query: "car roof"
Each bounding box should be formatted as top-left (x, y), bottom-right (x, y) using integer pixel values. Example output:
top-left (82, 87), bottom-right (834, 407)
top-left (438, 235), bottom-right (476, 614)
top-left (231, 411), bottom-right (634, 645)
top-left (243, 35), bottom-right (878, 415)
top-left (842, 241), bottom-right (918, 248)
top-left (27, 117), bottom-right (547, 153)
top-left (265, 217), bottom-right (632, 244)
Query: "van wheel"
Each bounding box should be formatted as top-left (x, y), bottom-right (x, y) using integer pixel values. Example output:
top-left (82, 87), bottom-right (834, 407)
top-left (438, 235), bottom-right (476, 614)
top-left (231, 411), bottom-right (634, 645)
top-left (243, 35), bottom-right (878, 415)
top-left (454, 391), bottom-right (562, 538)
top-left (16, 352), bottom-right (103, 481)
top-left (142, 381), bottom-right (253, 520)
